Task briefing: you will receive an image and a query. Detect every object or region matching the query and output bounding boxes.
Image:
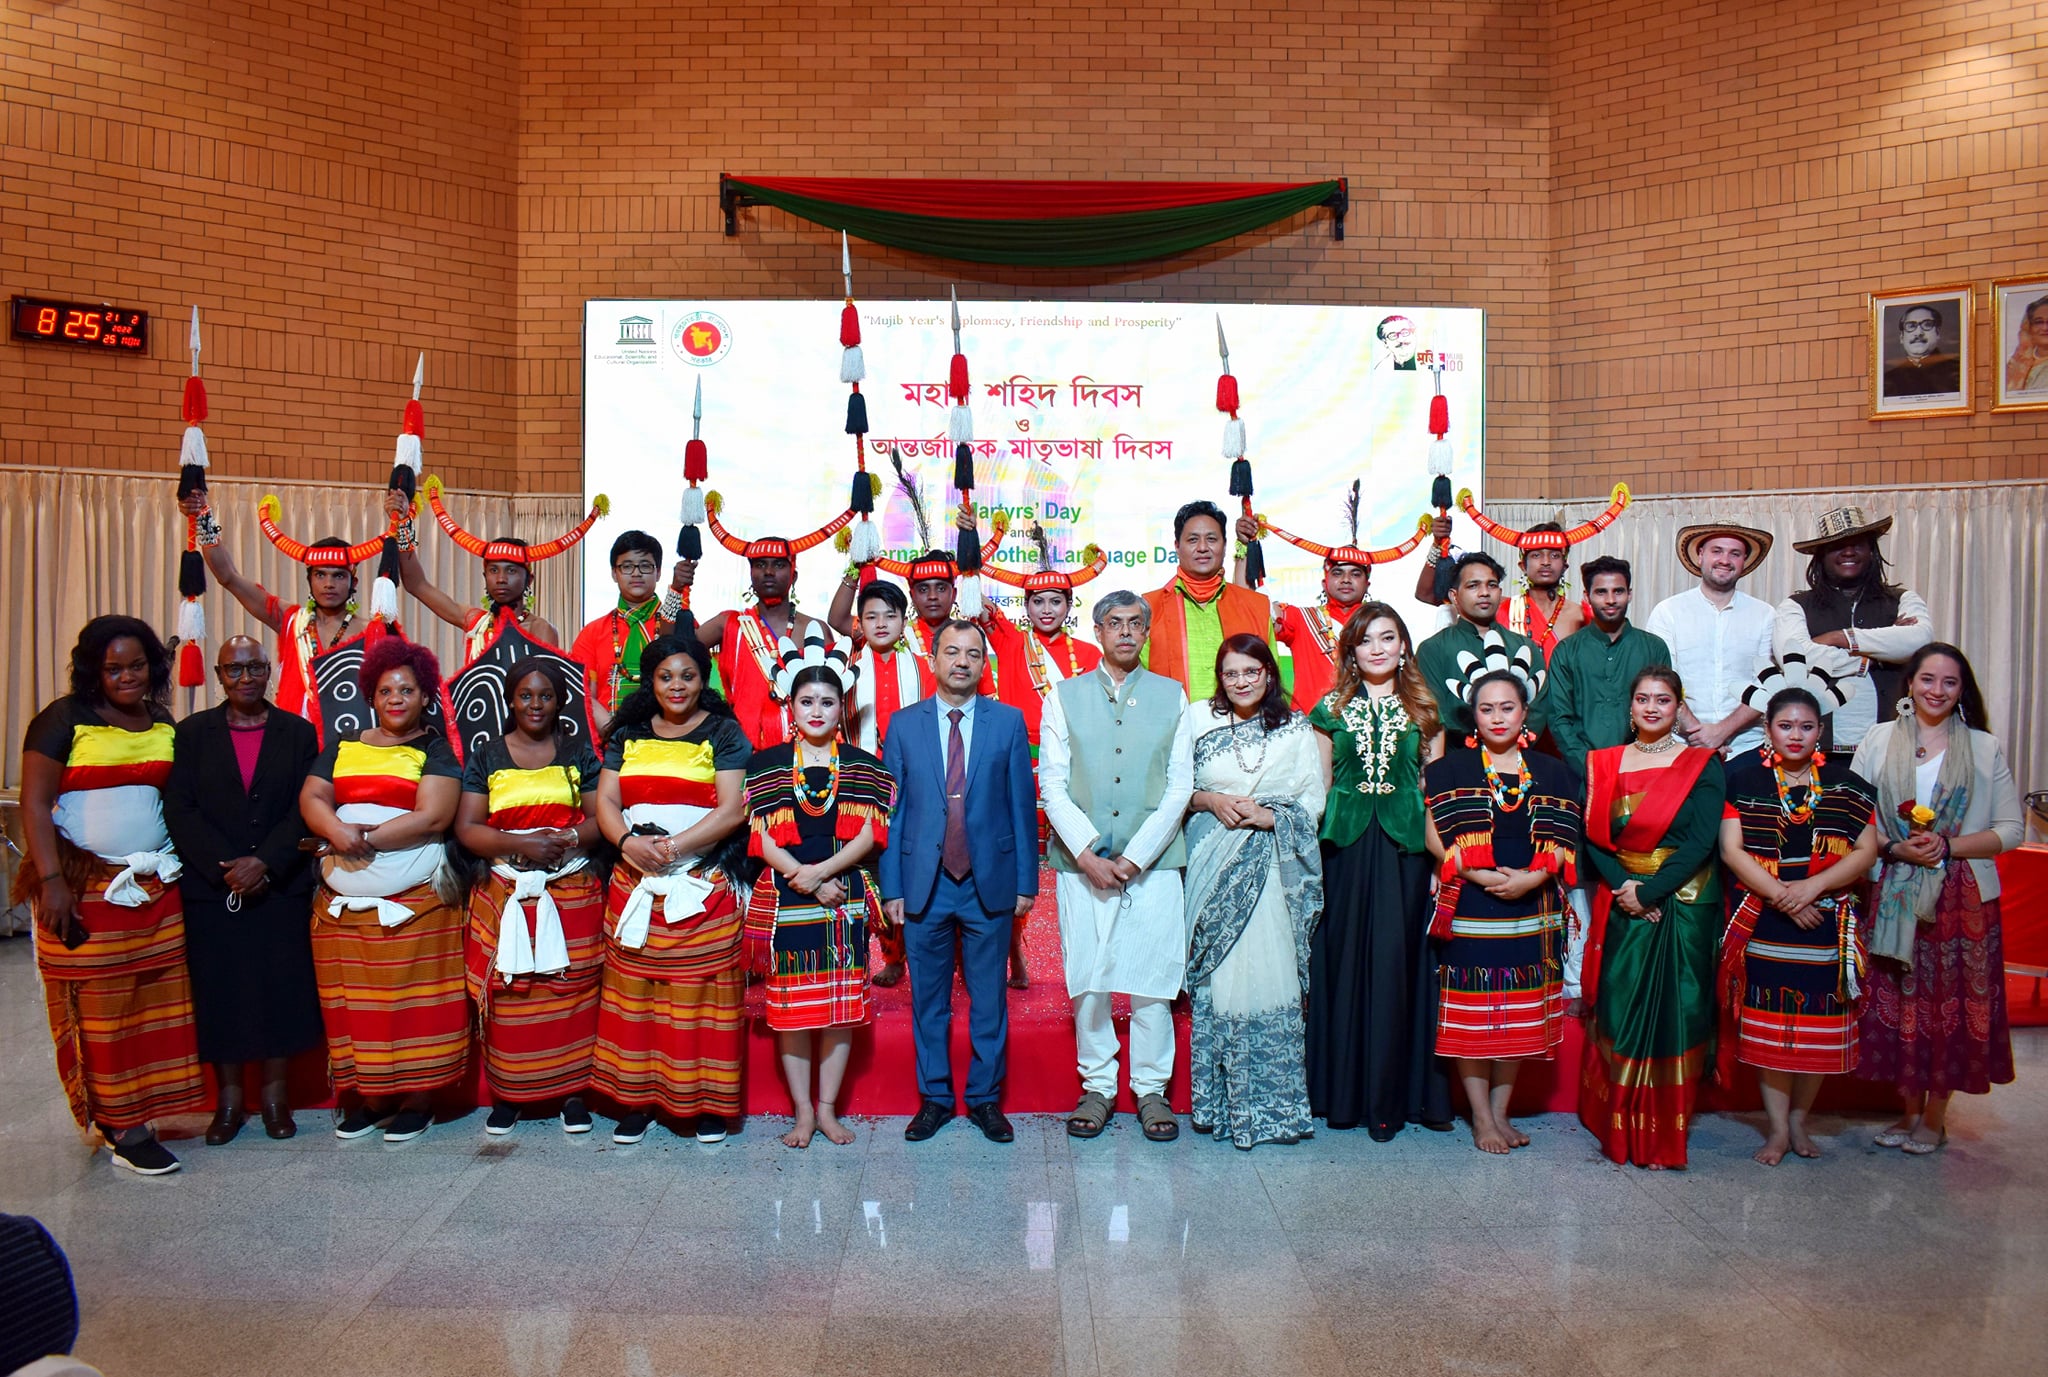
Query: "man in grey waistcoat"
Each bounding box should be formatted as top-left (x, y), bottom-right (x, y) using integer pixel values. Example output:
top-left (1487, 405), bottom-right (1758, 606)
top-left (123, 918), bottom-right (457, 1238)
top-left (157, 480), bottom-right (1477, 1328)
top-left (1038, 589), bottom-right (1196, 1143)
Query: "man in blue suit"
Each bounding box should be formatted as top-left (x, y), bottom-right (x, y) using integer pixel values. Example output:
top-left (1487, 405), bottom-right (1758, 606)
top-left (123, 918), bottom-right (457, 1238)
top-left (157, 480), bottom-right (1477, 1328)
top-left (880, 619), bottom-right (1038, 1143)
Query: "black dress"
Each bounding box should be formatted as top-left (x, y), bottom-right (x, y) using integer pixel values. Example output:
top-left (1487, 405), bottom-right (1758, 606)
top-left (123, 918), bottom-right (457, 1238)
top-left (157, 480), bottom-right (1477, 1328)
top-left (163, 704), bottom-right (325, 1064)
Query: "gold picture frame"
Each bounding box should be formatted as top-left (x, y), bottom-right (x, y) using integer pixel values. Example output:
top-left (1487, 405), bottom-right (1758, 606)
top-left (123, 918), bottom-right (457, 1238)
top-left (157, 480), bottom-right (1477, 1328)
top-left (1868, 283), bottom-right (1972, 420)
top-left (1992, 273), bottom-right (2048, 412)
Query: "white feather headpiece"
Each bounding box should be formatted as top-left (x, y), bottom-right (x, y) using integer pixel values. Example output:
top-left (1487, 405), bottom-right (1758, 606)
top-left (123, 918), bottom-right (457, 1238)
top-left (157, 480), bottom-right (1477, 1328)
top-left (773, 627), bottom-right (857, 699)
top-left (1446, 627), bottom-right (1546, 708)
top-left (1742, 652), bottom-right (1851, 714)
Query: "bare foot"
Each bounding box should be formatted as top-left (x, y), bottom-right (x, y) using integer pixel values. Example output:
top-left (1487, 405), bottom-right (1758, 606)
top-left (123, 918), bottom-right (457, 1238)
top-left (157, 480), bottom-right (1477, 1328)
top-left (1754, 1132), bottom-right (1790, 1166)
top-left (1564, 997), bottom-right (1587, 1019)
top-left (1007, 955), bottom-right (1030, 990)
top-left (780, 1118), bottom-right (816, 1149)
top-left (1645, 1162), bottom-right (1667, 1171)
top-left (816, 1105), bottom-right (855, 1146)
top-left (1472, 1121), bottom-right (1513, 1155)
top-left (1788, 1126), bottom-right (1821, 1159)
top-left (871, 961), bottom-right (905, 989)
top-left (1503, 1118), bottom-right (1531, 1148)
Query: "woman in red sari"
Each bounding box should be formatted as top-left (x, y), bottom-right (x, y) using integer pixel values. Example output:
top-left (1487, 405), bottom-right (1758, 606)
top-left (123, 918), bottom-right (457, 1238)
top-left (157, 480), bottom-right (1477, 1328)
top-left (1579, 666), bottom-right (1727, 1169)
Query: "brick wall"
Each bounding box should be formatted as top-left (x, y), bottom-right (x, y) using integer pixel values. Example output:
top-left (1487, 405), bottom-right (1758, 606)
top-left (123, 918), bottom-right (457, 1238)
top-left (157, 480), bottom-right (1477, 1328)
top-left (0, 0), bottom-right (518, 490)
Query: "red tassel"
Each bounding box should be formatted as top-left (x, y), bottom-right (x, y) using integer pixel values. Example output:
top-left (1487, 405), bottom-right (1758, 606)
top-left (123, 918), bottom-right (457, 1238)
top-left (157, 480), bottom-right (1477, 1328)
top-left (1428, 393), bottom-right (1449, 438)
top-left (181, 376), bottom-right (208, 424)
top-left (684, 438), bottom-right (709, 482)
top-left (840, 303), bottom-right (861, 348)
top-left (177, 637), bottom-right (204, 688)
top-left (1215, 374), bottom-right (1239, 414)
top-left (403, 399), bottom-right (425, 438)
top-left (948, 353), bottom-right (970, 401)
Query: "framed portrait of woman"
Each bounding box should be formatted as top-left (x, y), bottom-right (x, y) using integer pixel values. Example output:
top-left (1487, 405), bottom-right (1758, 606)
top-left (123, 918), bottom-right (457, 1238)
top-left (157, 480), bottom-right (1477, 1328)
top-left (1992, 273), bottom-right (2048, 412)
top-left (1868, 283), bottom-right (1972, 419)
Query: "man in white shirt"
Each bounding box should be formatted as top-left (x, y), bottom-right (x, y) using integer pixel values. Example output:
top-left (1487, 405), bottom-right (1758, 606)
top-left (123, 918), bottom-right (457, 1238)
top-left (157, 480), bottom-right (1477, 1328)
top-left (1646, 522), bottom-right (1778, 760)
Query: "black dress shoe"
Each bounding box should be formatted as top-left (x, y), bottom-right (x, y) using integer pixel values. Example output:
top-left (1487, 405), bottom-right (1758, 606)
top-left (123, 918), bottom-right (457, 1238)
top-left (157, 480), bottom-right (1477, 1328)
top-left (262, 1103), bottom-right (297, 1140)
top-left (966, 1103), bottom-right (1014, 1143)
top-left (204, 1106), bottom-right (247, 1146)
top-left (904, 1099), bottom-right (954, 1142)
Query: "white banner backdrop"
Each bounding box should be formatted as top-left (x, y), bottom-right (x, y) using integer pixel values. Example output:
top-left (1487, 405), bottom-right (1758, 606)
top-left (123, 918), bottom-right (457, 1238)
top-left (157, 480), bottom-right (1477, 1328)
top-left (583, 300), bottom-right (1486, 640)
top-left (1488, 481), bottom-right (2047, 807)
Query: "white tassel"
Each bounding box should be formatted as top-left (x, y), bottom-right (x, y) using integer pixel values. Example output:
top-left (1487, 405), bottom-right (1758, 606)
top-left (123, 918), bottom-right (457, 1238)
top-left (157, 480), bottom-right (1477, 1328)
top-left (948, 405), bottom-right (974, 444)
top-left (849, 519), bottom-right (881, 564)
top-left (180, 425), bottom-right (210, 469)
top-left (839, 345), bottom-right (866, 383)
top-left (175, 598), bottom-right (205, 644)
top-left (1221, 417), bottom-right (1246, 459)
top-left (680, 486), bottom-right (707, 525)
top-left (1428, 438), bottom-right (1454, 476)
top-left (371, 575), bottom-right (399, 623)
top-left (954, 573), bottom-right (984, 621)
top-left (394, 432), bottom-right (423, 474)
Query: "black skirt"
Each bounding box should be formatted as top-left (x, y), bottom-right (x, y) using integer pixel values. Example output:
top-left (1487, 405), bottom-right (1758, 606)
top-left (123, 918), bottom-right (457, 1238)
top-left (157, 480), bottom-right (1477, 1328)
top-left (180, 886), bottom-right (327, 1064)
top-left (1305, 825), bottom-right (1450, 1134)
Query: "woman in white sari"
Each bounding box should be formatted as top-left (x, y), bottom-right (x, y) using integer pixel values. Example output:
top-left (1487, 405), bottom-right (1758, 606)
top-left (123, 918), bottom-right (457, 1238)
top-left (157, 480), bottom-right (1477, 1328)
top-left (1184, 635), bottom-right (1327, 1149)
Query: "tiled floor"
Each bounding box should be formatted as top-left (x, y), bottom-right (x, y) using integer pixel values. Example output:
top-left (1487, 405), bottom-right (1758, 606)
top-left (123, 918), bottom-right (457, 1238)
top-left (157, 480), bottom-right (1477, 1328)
top-left (4, 936), bottom-right (2045, 1377)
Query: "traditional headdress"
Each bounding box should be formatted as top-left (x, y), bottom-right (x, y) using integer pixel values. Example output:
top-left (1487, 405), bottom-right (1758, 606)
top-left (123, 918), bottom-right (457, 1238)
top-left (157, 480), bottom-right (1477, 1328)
top-left (422, 476), bottom-right (609, 566)
top-left (174, 306), bottom-right (209, 688)
top-left (838, 234), bottom-right (883, 567)
top-left (1792, 506), bottom-right (1893, 555)
top-left (1444, 627), bottom-right (1547, 709)
top-left (983, 520), bottom-right (1108, 596)
top-left (1676, 521), bottom-right (1773, 578)
top-left (865, 444), bottom-right (1009, 585)
top-left (1255, 481), bottom-right (1433, 570)
top-left (1216, 314), bottom-right (1267, 586)
top-left (1457, 483), bottom-right (1632, 553)
top-left (772, 627), bottom-right (858, 699)
top-left (703, 490), bottom-right (857, 563)
top-left (1742, 652), bottom-right (1851, 714)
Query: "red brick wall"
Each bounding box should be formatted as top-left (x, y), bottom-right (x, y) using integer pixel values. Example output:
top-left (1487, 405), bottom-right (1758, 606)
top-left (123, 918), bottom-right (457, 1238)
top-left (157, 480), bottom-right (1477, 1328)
top-left (1, 0), bottom-right (518, 489)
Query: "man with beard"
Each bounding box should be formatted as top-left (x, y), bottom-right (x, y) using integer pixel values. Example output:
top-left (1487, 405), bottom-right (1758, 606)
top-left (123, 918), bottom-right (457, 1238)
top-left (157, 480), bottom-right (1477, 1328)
top-left (1646, 523), bottom-right (1777, 759)
top-left (1774, 507), bottom-right (1932, 751)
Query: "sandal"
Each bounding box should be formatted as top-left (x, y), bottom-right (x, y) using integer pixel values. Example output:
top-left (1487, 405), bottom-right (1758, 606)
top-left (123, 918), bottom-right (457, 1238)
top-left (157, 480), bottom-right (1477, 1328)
top-left (1137, 1092), bottom-right (1179, 1143)
top-left (1873, 1123), bottom-right (1918, 1148)
top-left (1066, 1091), bottom-right (1112, 1139)
top-left (1900, 1127), bottom-right (1948, 1156)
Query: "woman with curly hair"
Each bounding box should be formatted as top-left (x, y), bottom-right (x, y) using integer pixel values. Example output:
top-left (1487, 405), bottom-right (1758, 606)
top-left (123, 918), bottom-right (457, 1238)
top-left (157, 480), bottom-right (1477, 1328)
top-left (17, 615), bottom-right (207, 1174)
top-left (298, 635), bottom-right (464, 1143)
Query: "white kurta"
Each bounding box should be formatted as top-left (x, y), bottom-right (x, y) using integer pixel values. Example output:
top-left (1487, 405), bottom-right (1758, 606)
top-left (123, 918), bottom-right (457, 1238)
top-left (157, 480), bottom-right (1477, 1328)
top-left (1038, 670), bottom-right (1196, 1001)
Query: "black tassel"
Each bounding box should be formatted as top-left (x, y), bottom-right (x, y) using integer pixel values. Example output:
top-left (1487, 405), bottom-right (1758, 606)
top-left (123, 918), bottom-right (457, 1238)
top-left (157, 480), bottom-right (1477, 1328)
top-left (679, 525), bottom-right (703, 561)
top-left (377, 536), bottom-right (401, 584)
top-left (953, 441), bottom-right (974, 495)
top-left (956, 523), bottom-right (981, 572)
top-left (178, 549), bottom-right (206, 599)
top-left (1431, 474), bottom-right (1453, 511)
top-left (177, 464), bottom-right (207, 501)
top-left (1243, 539), bottom-right (1266, 588)
top-left (1228, 458), bottom-right (1254, 498)
top-left (845, 391), bottom-right (869, 436)
top-left (1433, 556), bottom-right (1459, 603)
top-left (389, 465), bottom-right (417, 500)
top-left (850, 471), bottom-right (874, 514)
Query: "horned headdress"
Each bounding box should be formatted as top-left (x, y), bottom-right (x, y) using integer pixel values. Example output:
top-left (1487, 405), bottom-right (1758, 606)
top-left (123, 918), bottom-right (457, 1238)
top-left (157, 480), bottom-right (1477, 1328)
top-left (1457, 483), bottom-right (1632, 553)
top-left (422, 475), bottom-right (609, 565)
top-left (982, 520), bottom-right (1108, 595)
top-left (1256, 480), bottom-right (1433, 570)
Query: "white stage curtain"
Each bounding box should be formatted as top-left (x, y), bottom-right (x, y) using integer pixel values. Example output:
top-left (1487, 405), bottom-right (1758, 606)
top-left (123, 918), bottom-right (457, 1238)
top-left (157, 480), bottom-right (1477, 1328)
top-left (0, 469), bottom-right (586, 787)
top-left (1487, 481), bottom-right (2047, 801)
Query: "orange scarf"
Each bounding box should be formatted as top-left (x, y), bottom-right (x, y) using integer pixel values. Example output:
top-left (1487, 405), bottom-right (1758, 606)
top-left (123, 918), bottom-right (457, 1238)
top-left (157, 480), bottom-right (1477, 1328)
top-left (1143, 577), bottom-right (1271, 690)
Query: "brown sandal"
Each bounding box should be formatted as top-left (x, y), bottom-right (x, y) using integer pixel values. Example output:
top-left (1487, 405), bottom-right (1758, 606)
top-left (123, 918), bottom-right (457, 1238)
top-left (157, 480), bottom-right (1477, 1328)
top-left (1066, 1091), bottom-right (1112, 1139)
top-left (1138, 1093), bottom-right (1179, 1143)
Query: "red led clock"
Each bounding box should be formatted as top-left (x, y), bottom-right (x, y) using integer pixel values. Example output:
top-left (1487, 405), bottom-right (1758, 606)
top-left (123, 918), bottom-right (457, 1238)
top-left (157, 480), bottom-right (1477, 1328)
top-left (10, 296), bottom-right (150, 351)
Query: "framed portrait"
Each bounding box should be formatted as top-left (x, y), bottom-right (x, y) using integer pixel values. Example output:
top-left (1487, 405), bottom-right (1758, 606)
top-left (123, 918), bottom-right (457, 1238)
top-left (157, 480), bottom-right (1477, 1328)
top-left (1992, 274), bottom-right (2048, 412)
top-left (1868, 283), bottom-right (1972, 419)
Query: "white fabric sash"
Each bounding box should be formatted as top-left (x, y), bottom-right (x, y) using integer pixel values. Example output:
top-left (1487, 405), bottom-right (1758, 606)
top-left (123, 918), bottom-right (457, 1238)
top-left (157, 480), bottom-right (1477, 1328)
top-left (99, 847), bottom-right (183, 908)
top-left (328, 891), bottom-right (419, 929)
top-left (321, 802), bottom-right (444, 920)
top-left (613, 800), bottom-right (716, 950)
top-left (490, 846), bottom-right (588, 981)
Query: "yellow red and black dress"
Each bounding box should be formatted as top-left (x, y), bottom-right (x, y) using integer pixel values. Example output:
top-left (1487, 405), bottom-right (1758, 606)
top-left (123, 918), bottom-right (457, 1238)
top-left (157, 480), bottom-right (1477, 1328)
top-left (309, 732), bottom-right (469, 1098)
top-left (1716, 760), bottom-right (1876, 1081)
top-left (743, 741), bottom-right (894, 1032)
top-left (19, 698), bottom-right (207, 1132)
top-left (591, 715), bottom-right (753, 1119)
top-left (460, 735), bottom-right (606, 1104)
top-left (1423, 747), bottom-right (1579, 1060)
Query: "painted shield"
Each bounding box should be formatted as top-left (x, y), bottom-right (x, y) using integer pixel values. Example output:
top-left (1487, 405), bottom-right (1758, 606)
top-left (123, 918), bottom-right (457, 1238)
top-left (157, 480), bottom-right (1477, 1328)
top-left (446, 619), bottom-right (597, 764)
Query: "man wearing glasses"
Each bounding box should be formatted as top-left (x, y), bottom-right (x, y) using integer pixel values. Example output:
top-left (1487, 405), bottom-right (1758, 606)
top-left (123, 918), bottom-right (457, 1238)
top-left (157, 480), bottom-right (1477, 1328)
top-left (162, 636), bottom-right (325, 1143)
top-left (568, 531), bottom-right (685, 733)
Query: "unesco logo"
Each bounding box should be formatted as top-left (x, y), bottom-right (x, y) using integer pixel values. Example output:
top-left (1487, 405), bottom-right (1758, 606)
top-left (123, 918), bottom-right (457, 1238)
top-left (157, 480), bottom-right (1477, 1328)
top-left (671, 311), bottom-right (732, 366)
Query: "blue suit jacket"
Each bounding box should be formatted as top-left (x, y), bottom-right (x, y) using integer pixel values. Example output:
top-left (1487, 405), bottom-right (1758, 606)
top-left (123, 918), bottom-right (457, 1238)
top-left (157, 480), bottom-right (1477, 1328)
top-left (878, 695), bottom-right (1040, 917)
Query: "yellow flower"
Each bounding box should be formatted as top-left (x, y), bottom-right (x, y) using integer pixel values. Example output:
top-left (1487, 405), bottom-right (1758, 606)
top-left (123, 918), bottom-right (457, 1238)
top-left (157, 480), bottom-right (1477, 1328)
top-left (1909, 804), bottom-right (1937, 826)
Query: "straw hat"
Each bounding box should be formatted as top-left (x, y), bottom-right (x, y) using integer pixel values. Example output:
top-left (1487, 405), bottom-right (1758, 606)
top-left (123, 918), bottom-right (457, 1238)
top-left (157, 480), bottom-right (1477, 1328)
top-left (1675, 522), bottom-right (1773, 578)
top-left (1792, 506), bottom-right (1893, 556)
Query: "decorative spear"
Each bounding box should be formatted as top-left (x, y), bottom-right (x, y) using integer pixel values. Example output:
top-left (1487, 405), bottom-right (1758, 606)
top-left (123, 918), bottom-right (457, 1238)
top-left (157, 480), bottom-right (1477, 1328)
top-left (1217, 315), bottom-right (1264, 586)
top-left (174, 306), bottom-right (210, 697)
top-left (373, 352), bottom-right (426, 624)
top-left (840, 232), bottom-right (880, 565)
top-left (676, 376), bottom-right (706, 604)
top-left (947, 286), bottom-right (985, 617)
top-left (1426, 351), bottom-right (1457, 600)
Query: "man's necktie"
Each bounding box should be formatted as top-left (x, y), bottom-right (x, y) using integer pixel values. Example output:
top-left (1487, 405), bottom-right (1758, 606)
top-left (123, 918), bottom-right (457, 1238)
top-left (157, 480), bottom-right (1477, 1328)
top-left (942, 708), bottom-right (971, 880)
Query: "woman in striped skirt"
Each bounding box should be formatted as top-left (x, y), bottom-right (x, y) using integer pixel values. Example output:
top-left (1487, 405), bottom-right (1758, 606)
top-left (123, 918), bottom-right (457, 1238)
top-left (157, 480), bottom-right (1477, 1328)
top-left (591, 629), bottom-right (752, 1145)
top-left (17, 617), bottom-right (207, 1175)
top-left (1422, 667), bottom-right (1579, 1155)
top-left (1717, 686), bottom-right (1880, 1165)
top-left (299, 636), bottom-right (465, 1144)
top-left (454, 658), bottom-right (605, 1136)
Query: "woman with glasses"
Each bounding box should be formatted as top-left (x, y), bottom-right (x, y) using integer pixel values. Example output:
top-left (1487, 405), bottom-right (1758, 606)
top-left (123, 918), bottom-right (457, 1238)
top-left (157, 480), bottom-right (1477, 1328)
top-left (163, 636), bottom-right (325, 1142)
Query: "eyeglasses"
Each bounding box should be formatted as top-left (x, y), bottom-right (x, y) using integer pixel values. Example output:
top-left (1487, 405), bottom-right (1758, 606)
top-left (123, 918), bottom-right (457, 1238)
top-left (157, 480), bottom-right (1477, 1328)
top-left (614, 560), bottom-right (659, 576)
top-left (217, 664), bottom-right (273, 680)
top-left (1219, 669), bottom-right (1266, 685)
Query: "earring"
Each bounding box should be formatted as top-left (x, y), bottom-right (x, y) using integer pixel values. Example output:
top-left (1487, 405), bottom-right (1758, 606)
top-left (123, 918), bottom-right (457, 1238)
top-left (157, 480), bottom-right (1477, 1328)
top-left (1517, 728), bottom-right (1536, 749)
top-left (1464, 733), bottom-right (1479, 750)
top-left (1759, 744), bottom-right (1779, 768)
top-left (524, 587), bottom-right (538, 612)
top-left (1812, 749), bottom-right (1826, 768)
top-left (1627, 720), bottom-right (1640, 741)
top-left (344, 597), bottom-right (359, 617)
top-left (1896, 696), bottom-right (1914, 718)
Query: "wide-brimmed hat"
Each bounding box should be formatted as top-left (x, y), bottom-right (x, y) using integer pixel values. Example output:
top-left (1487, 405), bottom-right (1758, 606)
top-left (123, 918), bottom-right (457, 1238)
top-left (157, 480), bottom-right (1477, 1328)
top-left (1676, 522), bottom-right (1773, 578)
top-left (1792, 506), bottom-right (1893, 556)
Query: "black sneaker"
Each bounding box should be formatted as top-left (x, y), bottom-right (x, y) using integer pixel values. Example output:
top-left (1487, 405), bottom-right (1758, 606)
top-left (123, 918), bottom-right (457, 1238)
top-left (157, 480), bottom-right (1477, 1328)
top-left (109, 1134), bottom-right (180, 1176)
top-left (561, 1097), bottom-right (593, 1135)
top-left (613, 1111), bottom-right (653, 1145)
top-left (383, 1109), bottom-right (432, 1143)
top-left (485, 1103), bottom-right (519, 1136)
top-left (334, 1106), bottom-right (388, 1140)
top-left (694, 1113), bottom-right (728, 1144)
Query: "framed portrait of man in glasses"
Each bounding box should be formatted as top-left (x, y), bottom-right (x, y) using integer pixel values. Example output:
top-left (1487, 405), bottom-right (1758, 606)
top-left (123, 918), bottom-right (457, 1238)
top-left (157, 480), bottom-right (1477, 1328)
top-left (1870, 283), bottom-right (1972, 419)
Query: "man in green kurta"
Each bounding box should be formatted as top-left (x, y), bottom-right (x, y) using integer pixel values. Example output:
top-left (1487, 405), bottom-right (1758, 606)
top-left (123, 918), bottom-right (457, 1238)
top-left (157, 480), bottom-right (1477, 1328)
top-left (1414, 552), bottom-right (1549, 739)
top-left (1546, 556), bottom-right (1671, 777)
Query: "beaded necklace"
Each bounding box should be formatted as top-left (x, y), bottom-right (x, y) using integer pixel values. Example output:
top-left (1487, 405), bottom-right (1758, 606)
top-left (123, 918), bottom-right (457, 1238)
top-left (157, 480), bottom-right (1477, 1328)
top-left (607, 599), bottom-right (662, 705)
top-left (1482, 747), bottom-right (1532, 812)
top-left (793, 740), bottom-right (840, 816)
top-left (1773, 761), bottom-right (1822, 825)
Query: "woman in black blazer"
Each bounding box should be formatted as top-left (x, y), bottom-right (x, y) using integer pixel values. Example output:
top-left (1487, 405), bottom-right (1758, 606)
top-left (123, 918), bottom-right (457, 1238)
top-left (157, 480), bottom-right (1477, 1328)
top-left (163, 636), bottom-right (324, 1142)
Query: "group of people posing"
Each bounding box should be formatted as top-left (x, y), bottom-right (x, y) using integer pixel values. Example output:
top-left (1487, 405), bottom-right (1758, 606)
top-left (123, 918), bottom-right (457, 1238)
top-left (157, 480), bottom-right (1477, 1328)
top-left (15, 484), bottom-right (2024, 1175)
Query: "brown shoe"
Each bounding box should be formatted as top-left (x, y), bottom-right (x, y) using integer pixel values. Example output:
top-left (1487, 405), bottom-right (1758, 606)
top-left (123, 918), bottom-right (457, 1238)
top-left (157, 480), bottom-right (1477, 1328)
top-left (204, 1106), bottom-right (247, 1146)
top-left (261, 1102), bottom-right (297, 1140)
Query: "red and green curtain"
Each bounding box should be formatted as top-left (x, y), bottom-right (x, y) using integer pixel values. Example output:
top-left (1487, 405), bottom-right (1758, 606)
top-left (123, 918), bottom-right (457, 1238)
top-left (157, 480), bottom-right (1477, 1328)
top-left (720, 176), bottom-right (1347, 267)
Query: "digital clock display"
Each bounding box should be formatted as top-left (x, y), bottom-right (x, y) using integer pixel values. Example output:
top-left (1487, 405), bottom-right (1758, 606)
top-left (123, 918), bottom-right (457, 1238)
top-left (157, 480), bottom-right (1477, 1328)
top-left (10, 296), bottom-right (150, 351)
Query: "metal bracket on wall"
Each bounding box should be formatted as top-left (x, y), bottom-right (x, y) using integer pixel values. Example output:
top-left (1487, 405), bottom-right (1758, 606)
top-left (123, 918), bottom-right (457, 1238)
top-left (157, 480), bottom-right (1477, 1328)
top-left (1323, 178), bottom-right (1349, 240)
